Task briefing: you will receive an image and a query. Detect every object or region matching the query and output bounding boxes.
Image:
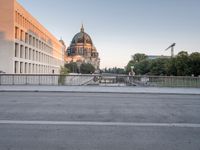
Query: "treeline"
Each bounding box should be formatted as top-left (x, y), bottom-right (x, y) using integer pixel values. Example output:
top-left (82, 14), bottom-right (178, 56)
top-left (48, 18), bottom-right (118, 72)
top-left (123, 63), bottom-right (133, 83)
top-left (64, 62), bottom-right (95, 74)
top-left (102, 67), bottom-right (126, 74)
top-left (126, 51), bottom-right (200, 76)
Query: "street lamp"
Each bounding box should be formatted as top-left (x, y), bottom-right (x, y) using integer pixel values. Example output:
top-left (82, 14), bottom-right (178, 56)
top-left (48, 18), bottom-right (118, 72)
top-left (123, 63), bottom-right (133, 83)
top-left (130, 66), bottom-right (135, 76)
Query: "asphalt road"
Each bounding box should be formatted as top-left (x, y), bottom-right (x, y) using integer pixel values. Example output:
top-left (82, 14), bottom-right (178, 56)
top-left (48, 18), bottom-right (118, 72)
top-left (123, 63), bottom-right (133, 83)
top-left (0, 92), bottom-right (200, 150)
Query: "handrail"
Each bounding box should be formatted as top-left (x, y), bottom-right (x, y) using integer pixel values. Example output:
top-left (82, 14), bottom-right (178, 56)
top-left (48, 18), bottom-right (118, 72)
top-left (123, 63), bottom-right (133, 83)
top-left (0, 74), bottom-right (199, 87)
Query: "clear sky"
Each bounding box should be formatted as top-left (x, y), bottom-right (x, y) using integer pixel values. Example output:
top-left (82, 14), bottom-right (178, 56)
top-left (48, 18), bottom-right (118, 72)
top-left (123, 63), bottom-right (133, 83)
top-left (17, 0), bottom-right (200, 68)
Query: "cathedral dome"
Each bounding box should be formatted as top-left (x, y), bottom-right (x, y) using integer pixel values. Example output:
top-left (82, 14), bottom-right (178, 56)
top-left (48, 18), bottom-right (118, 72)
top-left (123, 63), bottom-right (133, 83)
top-left (66, 25), bottom-right (100, 70)
top-left (71, 25), bottom-right (93, 45)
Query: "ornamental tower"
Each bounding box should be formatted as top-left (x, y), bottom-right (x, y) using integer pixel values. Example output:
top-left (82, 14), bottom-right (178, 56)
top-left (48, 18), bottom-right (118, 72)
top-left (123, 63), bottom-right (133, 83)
top-left (66, 25), bottom-right (100, 70)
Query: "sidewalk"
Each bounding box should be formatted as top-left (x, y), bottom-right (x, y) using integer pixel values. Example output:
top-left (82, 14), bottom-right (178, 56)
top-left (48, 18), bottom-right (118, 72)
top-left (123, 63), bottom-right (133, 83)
top-left (0, 85), bottom-right (200, 95)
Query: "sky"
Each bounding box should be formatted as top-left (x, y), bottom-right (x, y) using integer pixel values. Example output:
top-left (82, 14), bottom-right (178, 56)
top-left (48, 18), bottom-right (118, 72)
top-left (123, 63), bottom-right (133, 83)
top-left (17, 0), bottom-right (200, 68)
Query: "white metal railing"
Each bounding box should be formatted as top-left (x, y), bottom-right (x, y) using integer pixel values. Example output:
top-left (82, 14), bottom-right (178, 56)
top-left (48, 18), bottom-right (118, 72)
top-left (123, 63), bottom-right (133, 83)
top-left (0, 74), bottom-right (199, 88)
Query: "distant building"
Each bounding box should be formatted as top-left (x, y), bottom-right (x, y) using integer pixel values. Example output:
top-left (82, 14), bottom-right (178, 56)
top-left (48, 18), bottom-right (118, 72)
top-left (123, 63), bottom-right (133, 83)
top-left (66, 25), bottom-right (100, 70)
top-left (147, 55), bottom-right (170, 60)
top-left (0, 0), bottom-right (65, 74)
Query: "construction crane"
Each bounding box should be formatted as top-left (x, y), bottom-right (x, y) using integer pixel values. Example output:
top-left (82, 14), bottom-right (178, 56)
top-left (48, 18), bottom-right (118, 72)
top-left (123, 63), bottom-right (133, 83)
top-left (165, 43), bottom-right (176, 57)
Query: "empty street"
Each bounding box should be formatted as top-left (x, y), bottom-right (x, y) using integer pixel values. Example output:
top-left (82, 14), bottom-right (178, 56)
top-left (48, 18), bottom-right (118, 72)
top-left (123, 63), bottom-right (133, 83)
top-left (0, 92), bottom-right (200, 150)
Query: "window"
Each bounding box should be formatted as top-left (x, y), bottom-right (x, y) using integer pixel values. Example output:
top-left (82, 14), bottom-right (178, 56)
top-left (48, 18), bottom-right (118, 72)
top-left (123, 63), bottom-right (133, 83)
top-left (29, 35), bottom-right (32, 45)
top-left (32, 64), bottom-right (35, 73)
top-left (19, 15), bottom-right (22, 26)
top-left (14, 61), bottom-right (18, 74)
top-left (24, 19), bottom-right (27, 28)
top-left (39, 41), bottom-right (41, 49)
top-left (38, 51), bottom-right (40, 61)
top-left (15, 27), bottom-right (18, 39)
top-left (33, 50), bottom-right (35, 61)
top-left (38, 65), bottom-right (40, 73)
top-left (20, 30), bottom-right (24, 41)
top-left (15, 43), bottom-right (19, 57)
top-left (36, 64), bottom-right (38, 73)
top-left (25, 63), bottom-right (27, 73)
top-left (25, 47), bottom-right (28, 59)
top-left (20, 45), bottom-right (24, 58)
top-left (33, 37), bottom-right (35, 47)
top-left (25, 33), bottom-right (28, 43)
top-left (36, 39), bottom-right (38, 48)
top-left (29, 63), bottom-right (31, 73)
top-left (29, 48), bottom-right (32, 60)
top-left (17, 13), bottom-right (20, 24)
top-left (20, 62), bottom-right (23, 74)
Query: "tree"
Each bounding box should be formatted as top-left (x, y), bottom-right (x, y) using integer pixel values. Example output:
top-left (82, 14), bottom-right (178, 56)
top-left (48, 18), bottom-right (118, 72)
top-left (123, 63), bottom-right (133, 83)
top-left (166, 58), bottom-right (177, 76)
top-left (114, 67), bottom-right (126, 74)
top-left (126, 51), bottom-right (200, 76)
top-left (175, 51), bottom-right (190, 76)
top-left (60, 66), bottom-right (69, 75)
top-left (126, 53), bottom-right (148, 74)
top-left (149, 58), bottom-right (169, 75)
top-left (126, 60), bottom-right (134, 74)
top-left (103, 67), bottom-right (126, 74)
top-left (65, 62), bottom-right (79, 73)
top-left (58, 66), bottom-right (69, 85)
top-left (134, 59), bottom-right (151, 75)
top-left (80, 63), bottom-right (95, 74)
top-left (132, 53), bottom-right (147, 63)
top-left (189, 52), bottom-right (200, 76)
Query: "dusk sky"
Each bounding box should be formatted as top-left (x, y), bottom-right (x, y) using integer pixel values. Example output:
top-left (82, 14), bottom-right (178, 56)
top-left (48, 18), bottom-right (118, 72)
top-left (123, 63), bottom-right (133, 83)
top-left (17, 0), bottom-right (200, 68)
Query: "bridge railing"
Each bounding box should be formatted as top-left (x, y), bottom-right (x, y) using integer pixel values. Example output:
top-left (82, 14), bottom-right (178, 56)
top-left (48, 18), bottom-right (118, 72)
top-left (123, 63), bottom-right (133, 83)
top-left (0, 74), bottom-right (199, 88)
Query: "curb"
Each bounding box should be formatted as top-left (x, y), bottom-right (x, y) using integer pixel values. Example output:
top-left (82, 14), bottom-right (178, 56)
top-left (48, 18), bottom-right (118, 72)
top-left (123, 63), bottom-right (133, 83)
top-left (0, 90), bottom-right (200, 95)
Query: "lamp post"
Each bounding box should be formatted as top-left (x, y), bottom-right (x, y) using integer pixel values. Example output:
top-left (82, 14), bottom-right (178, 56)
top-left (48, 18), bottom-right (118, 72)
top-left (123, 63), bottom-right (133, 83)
top-left (130, 66), bottom-right (135, 76)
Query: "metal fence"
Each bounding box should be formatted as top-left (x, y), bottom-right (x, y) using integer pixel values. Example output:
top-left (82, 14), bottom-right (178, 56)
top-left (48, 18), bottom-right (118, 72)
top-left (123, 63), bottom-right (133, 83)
top-left (0, 74), bottom-right (200, 88)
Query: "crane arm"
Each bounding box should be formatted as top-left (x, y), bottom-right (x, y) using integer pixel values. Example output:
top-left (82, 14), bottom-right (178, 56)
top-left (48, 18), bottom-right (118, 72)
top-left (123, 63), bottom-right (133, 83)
top-left (165, 43), bottom-right (176, 51)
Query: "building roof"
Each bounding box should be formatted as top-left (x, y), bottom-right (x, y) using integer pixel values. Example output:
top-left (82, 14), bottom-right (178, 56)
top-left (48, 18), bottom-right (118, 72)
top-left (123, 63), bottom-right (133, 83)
top-left (147, 55), bottom-right (170, 60)
top-left (71, 24), bottom-right (93, 45)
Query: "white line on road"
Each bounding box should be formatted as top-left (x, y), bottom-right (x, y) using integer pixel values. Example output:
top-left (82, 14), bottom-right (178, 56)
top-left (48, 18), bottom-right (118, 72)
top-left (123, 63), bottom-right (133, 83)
top-left (0, 120), bottom-right (200, 128)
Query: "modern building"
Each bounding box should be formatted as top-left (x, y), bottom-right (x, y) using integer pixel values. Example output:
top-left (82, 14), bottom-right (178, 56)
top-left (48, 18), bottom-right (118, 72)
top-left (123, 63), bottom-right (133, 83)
top-left (66, 25), bottom-right (100, 70)
top-left (0, 0), bottom-right (65, 74)
top-left (147, 55), bottom-right (170, 60)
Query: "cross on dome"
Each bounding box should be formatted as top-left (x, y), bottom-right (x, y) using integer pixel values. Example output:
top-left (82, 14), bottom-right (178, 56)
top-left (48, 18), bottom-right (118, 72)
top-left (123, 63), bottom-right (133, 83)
top-left (81, 24), bottom-right (84, 32)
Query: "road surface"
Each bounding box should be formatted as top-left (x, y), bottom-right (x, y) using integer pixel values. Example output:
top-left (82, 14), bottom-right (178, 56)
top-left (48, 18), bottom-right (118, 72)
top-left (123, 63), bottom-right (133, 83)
top-left (0, 92), bottom-right (200, 150)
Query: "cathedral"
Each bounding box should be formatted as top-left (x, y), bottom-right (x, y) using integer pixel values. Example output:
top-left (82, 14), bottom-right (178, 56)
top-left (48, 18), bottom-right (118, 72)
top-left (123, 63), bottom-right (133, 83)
top-left (65, 25), bottom-right (100, 70)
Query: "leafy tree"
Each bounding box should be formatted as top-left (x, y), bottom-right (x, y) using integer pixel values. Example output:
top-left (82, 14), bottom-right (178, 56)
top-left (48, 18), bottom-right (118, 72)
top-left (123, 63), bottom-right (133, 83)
top-left (166, 58), bottom-right (177, 76)
top-left (114, 68), bottom-right (126, 74)
top-left (80, 63), bottom-right (95, 74)
top-left (149, 58), bottom-right (169, 75)
top-left (189, 52), bottom-right (200, 76)
top-left (132, 53), bottom-right (147, 63)
top-left (126, 60), bottom-right (134, 74)
top-left (126, 51), bottom-right (200, 76)
top-left (58, 66), bottom-right (69, 85)
top-left (60, 66), bottom-right (69, 75)
top-left (126, 53), bottom-right (148, 74)
top-left (175, 51), bottom-right (190, 76)
top-left (134, 59), bottom-right (151, 75)
top-left (103, 67), bottom-right (126, 74)
top-left (65, 62), bottom-right (79, 73)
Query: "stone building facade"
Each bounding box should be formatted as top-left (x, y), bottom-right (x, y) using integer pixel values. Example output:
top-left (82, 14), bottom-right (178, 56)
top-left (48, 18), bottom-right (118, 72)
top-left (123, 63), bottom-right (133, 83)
top-left (66, 25), bottom-right (100, 70)
top-left (0, 0), bottom-right (65, 74)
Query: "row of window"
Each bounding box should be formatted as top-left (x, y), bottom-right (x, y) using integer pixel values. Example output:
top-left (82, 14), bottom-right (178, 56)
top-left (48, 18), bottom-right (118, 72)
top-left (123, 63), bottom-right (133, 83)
top-left (14, 61), bottom-right (56, 74)
top-left (15, 26), bottom-right (52, 54)
top-left (15, 42), bottom-right (61, 66)
top-left (15, 11), bottom-right (63, 56)
top-left (15, 11), bottom-right (48, 42)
